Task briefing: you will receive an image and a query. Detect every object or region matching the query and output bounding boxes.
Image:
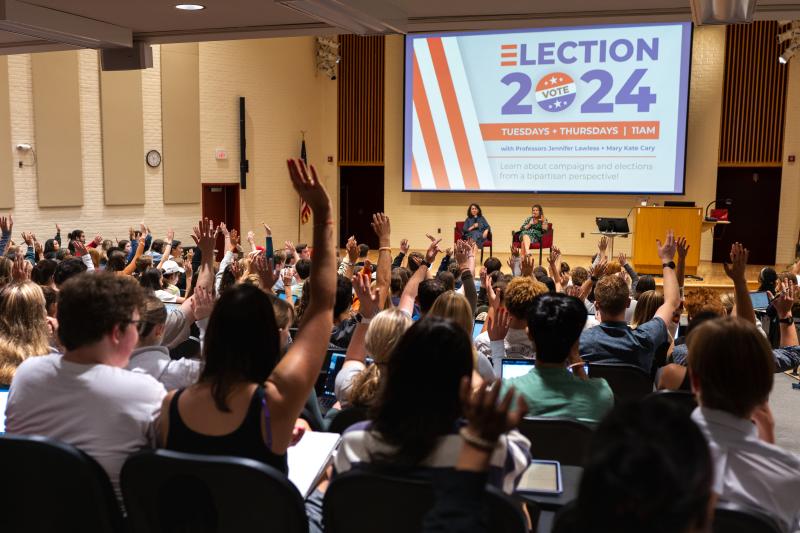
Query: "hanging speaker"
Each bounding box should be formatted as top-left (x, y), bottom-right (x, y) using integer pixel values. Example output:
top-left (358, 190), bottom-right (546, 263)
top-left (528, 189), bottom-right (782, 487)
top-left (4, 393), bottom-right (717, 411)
top-left (100, 41), bottom-right (152, 71)
top-left (690, 0), bottom-right (758, 25)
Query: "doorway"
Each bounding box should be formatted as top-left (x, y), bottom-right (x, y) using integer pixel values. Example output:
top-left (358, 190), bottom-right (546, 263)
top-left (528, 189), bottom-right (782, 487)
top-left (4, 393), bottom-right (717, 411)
top-left (202, 183), bottom-right (240, 261)
top-left (339, 166), bottom-right (384, 249)
top-left (711, 167), bottom-right (781, 265)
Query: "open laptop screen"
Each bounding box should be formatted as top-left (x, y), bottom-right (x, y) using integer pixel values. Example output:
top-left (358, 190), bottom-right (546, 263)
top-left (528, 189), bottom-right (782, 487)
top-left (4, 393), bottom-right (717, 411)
top-left (0, 386), bottom-right (9, 434)
top-left (501, 359), bottom-right (535, 380)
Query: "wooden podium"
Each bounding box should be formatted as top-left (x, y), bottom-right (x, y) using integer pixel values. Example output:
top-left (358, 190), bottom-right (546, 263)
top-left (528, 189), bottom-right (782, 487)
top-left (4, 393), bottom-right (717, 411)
top-left (632, 206), bottom-right (702, 275)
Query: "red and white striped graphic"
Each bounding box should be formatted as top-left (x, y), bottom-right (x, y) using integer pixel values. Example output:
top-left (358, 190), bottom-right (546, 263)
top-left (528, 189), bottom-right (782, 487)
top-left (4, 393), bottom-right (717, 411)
top-left (411, 37), bottom-right (494, 190)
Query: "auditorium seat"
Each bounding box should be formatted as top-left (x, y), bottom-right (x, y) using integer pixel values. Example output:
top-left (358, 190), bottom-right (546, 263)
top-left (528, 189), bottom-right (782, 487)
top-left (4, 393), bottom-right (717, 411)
top-left (323, 469), bottom-right (529, 533)
top-left (454, 221), bottom-right (493, 263)
top-left (712, 500), bottom-right (783, 533)
top-left (511, 223), bottom-right (553, 263)
top-left (121, 449), bottom-right (308, 533)
top-left (517, 416), bottom-right (595, 466)
top-left (586, 362), bottom-right (654, 404)
top-left (0, 434), bottom-right (123, 533)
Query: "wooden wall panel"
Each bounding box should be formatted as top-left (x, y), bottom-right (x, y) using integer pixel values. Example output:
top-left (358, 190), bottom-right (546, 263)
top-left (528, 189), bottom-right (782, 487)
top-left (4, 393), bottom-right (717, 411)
top-left (161, 43), bottom-right (201, 204)
top-left (100, 68), bottom-right (145, 205)
top-left (0, 56), bottom-right (13, 208)
top-left (31, 51), bottom-right (83, 207)
top-left (338, 35), bottom-right (384, 166)
top-left (719, 21), bottom-right (788, 167)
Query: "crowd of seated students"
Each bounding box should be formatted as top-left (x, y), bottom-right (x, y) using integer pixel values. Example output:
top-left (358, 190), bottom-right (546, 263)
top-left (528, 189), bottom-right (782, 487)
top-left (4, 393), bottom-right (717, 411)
top-left (1, 159), bottom-right (800, 531)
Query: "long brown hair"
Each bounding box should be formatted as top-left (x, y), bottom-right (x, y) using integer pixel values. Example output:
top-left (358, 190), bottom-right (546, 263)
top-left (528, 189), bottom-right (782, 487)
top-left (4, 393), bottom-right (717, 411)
top-left (0, 281), bottom-right (50, 384)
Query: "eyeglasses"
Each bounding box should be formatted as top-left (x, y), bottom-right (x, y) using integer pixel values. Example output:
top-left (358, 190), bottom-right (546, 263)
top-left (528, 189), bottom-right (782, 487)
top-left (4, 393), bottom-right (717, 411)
top-left (124, 319), bottom-right (148, 334)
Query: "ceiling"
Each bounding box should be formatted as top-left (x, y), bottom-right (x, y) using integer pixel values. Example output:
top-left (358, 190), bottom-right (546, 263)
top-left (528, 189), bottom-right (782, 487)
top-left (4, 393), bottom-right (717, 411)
top-left (0, 0), bottom-right (799, 53)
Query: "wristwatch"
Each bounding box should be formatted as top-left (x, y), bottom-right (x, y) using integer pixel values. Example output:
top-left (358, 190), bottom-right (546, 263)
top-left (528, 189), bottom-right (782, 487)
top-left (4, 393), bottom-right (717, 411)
top-left (422, 260), bottom-right (432, 268)
top-left (662, 261), bottom-right (676, 269)
top-left (778, 317), bottom-right (795, 325)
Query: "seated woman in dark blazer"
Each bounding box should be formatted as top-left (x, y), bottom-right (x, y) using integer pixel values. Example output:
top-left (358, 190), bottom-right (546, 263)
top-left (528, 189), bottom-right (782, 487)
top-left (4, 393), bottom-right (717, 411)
top-left (462, 204), bottom-right (490, 246)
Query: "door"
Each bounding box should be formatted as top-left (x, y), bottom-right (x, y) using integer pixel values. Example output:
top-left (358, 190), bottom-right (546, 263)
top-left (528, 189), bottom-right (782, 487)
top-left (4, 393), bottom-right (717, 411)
top-left (339, 166), bottom-right (384, 249)
top-left (202, 183), bottom-right (240, 261)
top-left (711, 167), bottom-right (781, 265)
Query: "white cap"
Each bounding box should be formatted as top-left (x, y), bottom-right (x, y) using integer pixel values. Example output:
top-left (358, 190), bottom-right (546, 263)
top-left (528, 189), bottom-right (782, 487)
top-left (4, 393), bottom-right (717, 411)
top-left (161, 259), bottom-right (185, 275)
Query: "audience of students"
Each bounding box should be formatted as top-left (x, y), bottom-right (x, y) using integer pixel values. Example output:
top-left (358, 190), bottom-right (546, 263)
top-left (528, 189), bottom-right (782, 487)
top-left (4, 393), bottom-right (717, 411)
top-left (1, 159), bottom-right (799, 532)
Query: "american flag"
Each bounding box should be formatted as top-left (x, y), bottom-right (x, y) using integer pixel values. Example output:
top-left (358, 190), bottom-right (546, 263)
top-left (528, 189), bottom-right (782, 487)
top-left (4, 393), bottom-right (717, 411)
top-left (299, 138), bottom-right (311, 225)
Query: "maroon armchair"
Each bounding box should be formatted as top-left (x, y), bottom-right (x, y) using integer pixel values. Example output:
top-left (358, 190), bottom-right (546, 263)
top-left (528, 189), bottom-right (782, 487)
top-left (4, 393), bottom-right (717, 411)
top-left (511, 223), bottom-right (554, 264)
top-left (454, 221), bottom-right (493, 263)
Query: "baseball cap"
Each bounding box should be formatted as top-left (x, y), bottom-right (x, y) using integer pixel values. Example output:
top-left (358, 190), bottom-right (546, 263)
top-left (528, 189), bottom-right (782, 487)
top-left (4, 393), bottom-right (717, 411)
top-left (161, 259), bottom-right (185, 275)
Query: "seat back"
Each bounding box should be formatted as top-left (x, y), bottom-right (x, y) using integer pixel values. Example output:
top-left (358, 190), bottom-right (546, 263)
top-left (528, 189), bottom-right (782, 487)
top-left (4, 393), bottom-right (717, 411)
top-left (454, 221), bottom-right (464, 243)
top-left (517, 417), bottom-right (594, 466)
top-left (323, 469), bottom-right (527, 533)
top-left (587, 362), bottom-right (654, 403)
top-left (648, 390), bottom-right (697, 415)
top-left (540, 224), bottom-right (554, 248)
top-left (712, 500), bottom-right (784, 533)
top-left (328, 406), bottom-right (369, 434)
top-left (0, 434), bottom-right (123, 533)
top-left (121, 449), bottom-right (308, 533)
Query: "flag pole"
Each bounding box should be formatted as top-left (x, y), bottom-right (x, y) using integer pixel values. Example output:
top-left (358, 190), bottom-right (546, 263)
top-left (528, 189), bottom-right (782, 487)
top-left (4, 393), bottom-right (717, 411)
top-left (298, 130), bottom-right (306, 241)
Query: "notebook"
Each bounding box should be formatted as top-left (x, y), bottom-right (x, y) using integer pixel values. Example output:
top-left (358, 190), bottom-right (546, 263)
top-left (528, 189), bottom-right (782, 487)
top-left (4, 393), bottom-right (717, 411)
top-left (0, 386), bottom-right (9, 434)
top-left (287, 431), bottom-right (341, 497)
top-left (501, 359), bottom-right (535, 379)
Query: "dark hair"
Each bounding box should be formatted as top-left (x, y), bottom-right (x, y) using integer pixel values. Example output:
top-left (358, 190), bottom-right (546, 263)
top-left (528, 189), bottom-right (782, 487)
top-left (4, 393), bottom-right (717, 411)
top-left (295, 243), bottom-right (308, 254)
top-left (200, 284), bottom-right (280, 412)
top-left (139, 295), bottom-right (168, 338)
top-left (43, 239), bottom-right (59, 256)
top-left (757, 267), bottom-right (778, 293)
top-left (466, 203), bottom-right (483, 218)
top-left (687, 317), bottom-right (774, 417)
top-left (483, 257), bottom-right (502, 274)
top-left (218, 264), bottom-right (238, 297)
top-left (53, 258), bottom-right (87, 287)
top-left (371, 317), bottom-right (473, 469)
top-left (390, 267), bottom-right (410, 295)
top-left (685, 310), bottom-right (720, 334)
top-left (31, 259), bottom-right (57, 286)
top-left (407, 252), bottom-right (424, 273)
top-left (117, 239), bottom-right (130, 252)
top-left (435, 271), bottom-right (455, 291)
top-left (594, 276), bottom-right (630, 316)
top-left (67, 230), bottom-right (83, 254)
top-left (106, 251), bottom-right (127, 272)
top-left (55, 249), bottom-right (71, 261)
top-left (139, 268), bottom-right (163, 292)
top-left (57, 272), bottom-right (145, 351)
top-left (418, 279), bottom-right (446, 313)
top-left (561, 397), bottom-right (712, 533)
top-left (295, 258), bottom-right (312, 280)
top-left (41, 285), bottom-right (58, 316)
top-left (334, 275), bottom-right (353, 318)
top-left (533, 266), bottom-right (548, 281)
top-left (571, 266), bottom-right (589, 287)
top-left (634, 275), bottom-right (656, 298)
top-left (532, 204), bottom-right (544, 218)
top-left (539, 276), bottom-right (556, 293)
top-left (150, 239), bottom-right (165, 254)
top-left (528, 293), bottom-right (586, 363)
top-left (357, 244), bottom-right (369, 258)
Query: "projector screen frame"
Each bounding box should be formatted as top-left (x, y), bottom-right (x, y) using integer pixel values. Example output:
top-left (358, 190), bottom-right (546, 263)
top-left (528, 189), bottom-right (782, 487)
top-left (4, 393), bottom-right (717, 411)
top-left (401, 22), bottom-right (694, 196)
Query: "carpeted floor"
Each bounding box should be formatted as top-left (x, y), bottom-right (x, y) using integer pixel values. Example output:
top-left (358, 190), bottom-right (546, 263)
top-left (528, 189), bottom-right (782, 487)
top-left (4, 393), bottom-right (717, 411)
top-left (771, 372), bottom-right (800, 454)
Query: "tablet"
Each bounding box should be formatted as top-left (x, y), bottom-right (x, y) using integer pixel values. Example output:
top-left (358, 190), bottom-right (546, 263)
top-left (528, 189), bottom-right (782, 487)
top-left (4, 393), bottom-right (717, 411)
top-left (749, 291), bottom-right (770, 310)
top-left (516, 460), bottom-right (563, 495)
top-left (501, 358), bottom-right (535, 379)
top-left (472, 321), bottom-right (485, 339)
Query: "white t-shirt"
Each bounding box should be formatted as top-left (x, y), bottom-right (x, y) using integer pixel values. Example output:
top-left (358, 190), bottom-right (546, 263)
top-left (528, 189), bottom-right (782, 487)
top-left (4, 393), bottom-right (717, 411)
top-left (5, 353), bottom-right (166, 496)
top-left (127, 345), bottom-right (201, 391)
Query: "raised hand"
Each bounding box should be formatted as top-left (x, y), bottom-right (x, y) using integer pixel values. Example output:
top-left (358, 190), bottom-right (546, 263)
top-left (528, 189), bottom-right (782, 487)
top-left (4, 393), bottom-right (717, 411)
top-left (598, 235), bottom-right (608, 253)
top-left (72, 240), bottom-right (88, 257)
top-left (166, 228), bottom-right (175, 243)
top-left (229, 229), bottom-right (240, 248)
top-left (247, 230), bottom-right (255, 243)
top-left (656, 230), bottom-right (677, 262)
top-left (770, 279), bottom-right (798, 317)
top-left (21, 232), bottom-right (33, 245)
top-left (186, 248), bottom-right (195, 264)
top-left (722, 242), bottom-right (749, 282)
top-left (345, 236), bottom-right (358, 263)
top-left (399, 238), bottom-right (409, 255)
top-left (218, 222), bottom-right (229, 238)
top-left (487, 307), bottom-right (511, 341)
top-left (352, 272), bottom-right (381, 319)
top-left (460, 378), bottom-right (528, 446)
top-left (191, 218), bottom-right (217, 258)
top-left (190, 285), bottom-right (214, 321)
top-left (93, 234), bottom-right (103, 245)
top-left (510, 245), bottom-right (520, 258)
top-left (262, 222), bottom-right (272, 237)
top-left (618, 251), bottom-right (628, 266)
top-left (371, 213), bottom-right (391, 246)
top-left (286, 158), bottom-right (331, 215)
top-left (521, 254), bottom-right (535, 277)
top-left (0, 213), bottom-right (12, 235)
top-left (676, 236), bottom-right (690, 259)
top-left (252, 251), bottom-right (278, 289)
top-left (183, 259), bottom-right (193, 278)
top-left (424, 235), bottom-right (442, 264)
top-left (590, 256), bottom-right (608, 279)
top-left (55, 223), bottom-right (61, 234)
top-left (11, 253), bottom-right (31, 281)
top-left (281, 266), bottom-right (295, 287)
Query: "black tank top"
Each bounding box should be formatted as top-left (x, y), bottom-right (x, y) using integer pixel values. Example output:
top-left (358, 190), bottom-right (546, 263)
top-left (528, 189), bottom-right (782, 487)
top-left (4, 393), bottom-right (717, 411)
top-left (166, 386), bottom-right (288, 474)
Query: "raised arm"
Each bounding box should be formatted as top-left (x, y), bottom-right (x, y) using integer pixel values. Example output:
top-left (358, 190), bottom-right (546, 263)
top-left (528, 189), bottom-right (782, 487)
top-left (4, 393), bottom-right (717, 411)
top-left (267, 159), bottom-right (335, 449)
top-left (723, 242), bottom-right (754, 325)
top-left (393, 238), bottom-right (409, 269)
top-left (675, 237), bottom-right (689, 290)
top-left (121, 236), bottom-right (145, 275)
top-left (372, 213), bottom-right (392, 309)
top-left (455, 240), bottom-right (478, 314)
top-left (399, 237), bottom-right (440, 316)
top-left (345, 273), bottom-right (380, 364)
top-left (618, 252), bottom-right (639, 291)
top-left (547, 246), bottom-right (563, 292)
top-left (191, 220), bottom-right (216, 297)
top-left (338, 236), bottom-right (358, 278)
top-left (773, 279), bottom-right (799, 347)
top-left (0, 214), bottom-right (13, 255)
top-left (156, 229), bottom-right (175, 270)
top-left (654, 231), bottom-right (680, 325)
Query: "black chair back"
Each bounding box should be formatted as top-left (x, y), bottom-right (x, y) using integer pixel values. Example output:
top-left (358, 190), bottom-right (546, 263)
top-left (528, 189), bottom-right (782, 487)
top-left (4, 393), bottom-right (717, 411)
top-left (323, 469), bottom-right (527, 533)
top-left (121, 449), bottom-right (308, 533)
top-left (649, 389), bottom-right (697, 415)
top-left (0, 434), bottom-right (123, 533)
top-left (587, 362), bottom-right (654, 403)
top-left (328, 406), bottom-right (369, 434)
top-left (517, 417), bottom-right (594, 466)
top-left (713, 500), bottom-right (784, 533)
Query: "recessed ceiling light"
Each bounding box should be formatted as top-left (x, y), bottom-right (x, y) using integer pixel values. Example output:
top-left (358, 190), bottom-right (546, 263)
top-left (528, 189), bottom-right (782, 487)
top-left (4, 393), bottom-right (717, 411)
top-left (175, 4), bottom-right (205, 10)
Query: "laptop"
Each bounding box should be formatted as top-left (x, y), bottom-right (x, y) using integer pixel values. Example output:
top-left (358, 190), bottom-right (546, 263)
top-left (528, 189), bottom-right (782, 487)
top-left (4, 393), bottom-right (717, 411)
top-left (749, 291), bottom-right (770, 311)
top-left (316, 352), bottom-right (346, 414)
top-left (595, 217), bottom-right (630, 233)
top-left (501, 358), bottom-right (535, 379)
top-left (0, 385), bottom-right (9, 434)
top-left (472, 320), bottom-right (485, 339)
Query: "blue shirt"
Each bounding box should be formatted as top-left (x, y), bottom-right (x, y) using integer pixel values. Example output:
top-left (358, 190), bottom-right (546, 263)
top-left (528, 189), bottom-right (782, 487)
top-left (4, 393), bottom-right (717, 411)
top-left (579, 318), bottom-right (668, 372)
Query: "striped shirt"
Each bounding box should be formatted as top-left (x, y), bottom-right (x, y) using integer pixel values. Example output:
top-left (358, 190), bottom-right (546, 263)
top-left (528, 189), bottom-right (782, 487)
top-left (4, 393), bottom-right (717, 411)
top-left (333, 421), bottom-right (531, 494)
